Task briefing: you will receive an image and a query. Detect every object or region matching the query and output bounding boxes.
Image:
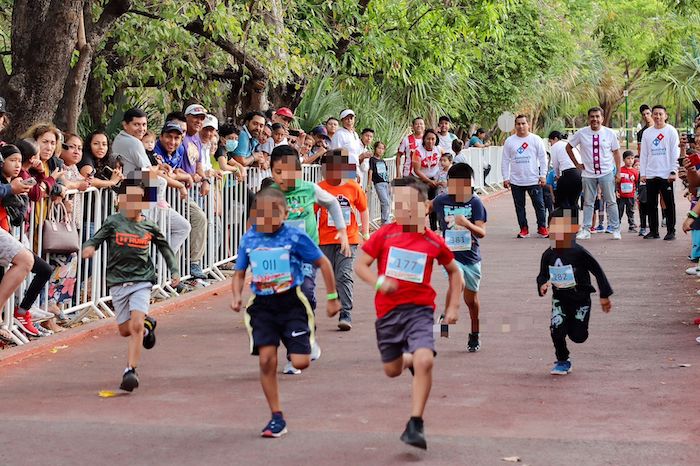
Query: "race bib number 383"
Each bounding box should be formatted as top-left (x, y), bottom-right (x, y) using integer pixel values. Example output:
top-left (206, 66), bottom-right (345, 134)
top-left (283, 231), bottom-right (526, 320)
top-left (385, 247), bottom-right (428, 283)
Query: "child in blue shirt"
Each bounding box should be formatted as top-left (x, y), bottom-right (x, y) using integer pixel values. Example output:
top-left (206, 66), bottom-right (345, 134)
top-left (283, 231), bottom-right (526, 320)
top-left (231, 188), bottom-right (340, 438)
top-left (544, 165), bottom-right (556, 216)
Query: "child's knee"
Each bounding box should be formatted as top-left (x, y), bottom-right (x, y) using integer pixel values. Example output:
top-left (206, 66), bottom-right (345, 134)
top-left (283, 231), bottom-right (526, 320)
top-left (412, 349), bottom-right (434, 373)
top-left (383, 359), bottom-right (403, 378)
top-left (258, 350), bottom-right (277, 371)
top-left (118, 326), bottom-right (131, 337)
top-left (569, 332), bottom-right (589, 344)
top-left (290, 354), bottom-right (310, 370)
top-left (130, 319), bottom-right (144, 335)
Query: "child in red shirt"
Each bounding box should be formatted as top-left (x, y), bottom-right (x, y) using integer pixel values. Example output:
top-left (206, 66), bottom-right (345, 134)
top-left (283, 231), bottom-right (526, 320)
top-left (617, 151), bottom-right (638, 232)
top-left (354, 177), bottom-right (462, 450)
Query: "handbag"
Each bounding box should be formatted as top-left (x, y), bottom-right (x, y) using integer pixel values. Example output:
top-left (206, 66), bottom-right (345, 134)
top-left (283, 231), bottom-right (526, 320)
top-left (42, 201), bottom-right (80, 255)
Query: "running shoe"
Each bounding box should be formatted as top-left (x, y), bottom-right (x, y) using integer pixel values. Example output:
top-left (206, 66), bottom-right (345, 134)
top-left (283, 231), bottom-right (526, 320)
top-left (338, 318), bottom-right (352, 331)
top-left (120, 368), bottom-right (139, 392)
top-left (189, 263), bottom-right (208, 280)
top-left (400, 418), bottom-right (427, 450)
top-left (612, 230), bottom-right (621, 240)
top-left (663, 232), bottom-right (676, 241)
top-left (696, 336), bottom-right (700, 344)
top-left (550, 359), bottom-right (572, 375)
top-left (282, 361), bottom-right (301, 375)
top-left (143, 316), bottom-right (157, 349)
top-left (311, 341), bottom-right (322, 361)
top-left (628, 226), bottom-right (637, 233)
top-left (467, 333), bottom-right (480, 352)
top-left (605, 225), bottom-right (614, 234)
top-left (261, 413), bottom-right (287, 438)
top-left (517, 227), bottom-right (529, 238)
top-left (589, 226), bottom-right (596, 233)
top-left (685, 266), bottom-right (699, 276)
top-left (595, 225), bottom-right (605, 233)
top-left (537, 226), bottom-right (549, 238)
top-left (638, 228), bottom-right (649, 236)
top-left (576, 229), bottom-right (591, 240)
top-left (14, 309), bottom-right (40, 337)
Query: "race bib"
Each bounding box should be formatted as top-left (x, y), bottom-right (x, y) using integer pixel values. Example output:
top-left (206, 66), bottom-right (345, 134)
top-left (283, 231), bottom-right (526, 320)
top-left (444, 229), bottom-right (472, 251)
top-left (328, 206), bottom-right (352, 228)
top-left (286, 218), bottom-right (306, 231)
top-left (549, 264), bottom-right (576, 289)
top-left (250, 247), bottom-right (292, 295)
top-left (385, 247), bottom-right (427, 283)
top-left (620, 182), bottom-right (634, 194)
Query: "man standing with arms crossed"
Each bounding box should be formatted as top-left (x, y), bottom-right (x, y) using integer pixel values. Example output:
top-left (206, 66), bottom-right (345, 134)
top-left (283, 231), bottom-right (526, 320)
top-left (566, 107), bottom-right (622, 240)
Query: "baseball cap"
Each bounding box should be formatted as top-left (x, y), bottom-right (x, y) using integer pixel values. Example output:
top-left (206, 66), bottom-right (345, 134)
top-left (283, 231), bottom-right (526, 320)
top-left (310, 125), bottom-right (331, 141)
top-left (161, 121), bottom-right (184, 134)
top-left (339, 109), bottom-right (355, 120)
top-left (203, 114), bottom-right (218, 130)
top-left (275, 107), bottom-right (294, 119)
top-left (184, 104), bottom-right (207, 116)
top-left (0, 97), bottom-right (6, 114)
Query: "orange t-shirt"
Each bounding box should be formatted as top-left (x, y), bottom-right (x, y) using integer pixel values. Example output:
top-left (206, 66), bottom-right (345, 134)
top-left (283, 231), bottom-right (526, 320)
top-left (316, 180), bottom-right (367, 245)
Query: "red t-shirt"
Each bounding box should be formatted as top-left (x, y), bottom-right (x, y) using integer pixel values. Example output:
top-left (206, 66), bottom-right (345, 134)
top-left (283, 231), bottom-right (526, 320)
top-left (618, 166), bottom-right (638, 199)
top-left (362, 222), bottom-right (454, 319)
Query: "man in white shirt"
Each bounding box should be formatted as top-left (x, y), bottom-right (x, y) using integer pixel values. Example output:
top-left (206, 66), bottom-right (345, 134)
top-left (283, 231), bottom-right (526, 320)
top-left (396, 117), bottom-right (425, 176)
top-left (330, 109), bottom-right (370, 184)
top-left (639, 105), bottom-right (680, 240)
top-left (548, 131), bottom-right (581, 209)
top-left (566, 107), bottom-right (622, 240)
top-left (501, 115), bottom-right (549, 238)
top-left (436, 115), bottom-right (458, 154)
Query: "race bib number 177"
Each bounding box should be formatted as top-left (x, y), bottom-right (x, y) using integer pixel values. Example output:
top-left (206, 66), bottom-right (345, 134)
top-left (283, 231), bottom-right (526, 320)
top-left (385, 247), bottom-right (428, 283)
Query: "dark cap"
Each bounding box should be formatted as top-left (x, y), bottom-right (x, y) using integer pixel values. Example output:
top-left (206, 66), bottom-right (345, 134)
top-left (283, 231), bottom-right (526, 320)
top-left (0, 97), bottom-right (7, 114)
top-left (310, 125), bottom-right (330, 141)
top-left (161, 121), bottom-right (184, 135)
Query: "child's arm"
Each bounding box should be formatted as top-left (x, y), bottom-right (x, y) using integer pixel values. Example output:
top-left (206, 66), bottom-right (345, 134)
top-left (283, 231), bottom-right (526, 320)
top-left (81, 217), bottom-right (113, 258)
top-left (442, 259), bottom-right (462, 324)
top-left (536, 250), bottom-right (551, 296)
top-left (354, 250), bottom-right (398, 294)
top-left (151, 224), bottom-right (181, 286)
top-left (314, 255), bottom-right (341, 317)
top-left (314, 184), bottom-right (351, 256)
top-left (359, 208), bottom-right (370, 241)
top-left (582, 249), bottom-right (613, 312)
top-left (455, 217), bottom-right (486, 238)
top-left (230, 270), bottom-right (246, 312)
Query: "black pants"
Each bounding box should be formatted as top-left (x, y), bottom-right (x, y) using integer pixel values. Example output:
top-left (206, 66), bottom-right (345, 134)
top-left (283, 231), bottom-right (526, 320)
top-left (511, 184), bottom-right (546, 229)
top-left (550, 295), bottom-right (591, 362)
top-left (427, 183), bottom-right (438, 231)
top-left (617, 197), bottom-right (636, 228)
top-left (0, 253), bottom-right (52, 310)
top-left (646, 177), bottom-right (675, 235)
top-left (554, 168), bottom-right (583, 209)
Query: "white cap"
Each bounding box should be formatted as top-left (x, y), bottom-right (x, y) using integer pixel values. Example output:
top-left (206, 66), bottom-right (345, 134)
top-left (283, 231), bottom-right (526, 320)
top-left (185, 103), bottom-right (207, 116)
top-left (203, 114), bottom-right (218, 130)
top-left (339, 109), bottom-right (355, 120)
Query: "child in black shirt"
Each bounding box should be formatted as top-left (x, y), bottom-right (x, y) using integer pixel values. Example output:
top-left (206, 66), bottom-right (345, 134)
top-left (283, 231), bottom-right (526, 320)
top-left (537, 207), bottom-right (613, 375)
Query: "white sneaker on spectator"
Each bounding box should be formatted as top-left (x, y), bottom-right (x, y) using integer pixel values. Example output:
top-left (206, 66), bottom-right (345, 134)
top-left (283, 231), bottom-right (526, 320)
top-left (282, 361), bottom-right (301, 375)
top-left (612, 230), bottom-right (621, 240)
top-left (686, 266), bottom-right (700, 276)
top-left (576, 229), bottom-right (591, 240)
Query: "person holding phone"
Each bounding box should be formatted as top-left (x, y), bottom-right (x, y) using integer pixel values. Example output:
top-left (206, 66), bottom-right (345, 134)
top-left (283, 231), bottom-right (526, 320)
top-left (79, 130), bottom-right (123, 189)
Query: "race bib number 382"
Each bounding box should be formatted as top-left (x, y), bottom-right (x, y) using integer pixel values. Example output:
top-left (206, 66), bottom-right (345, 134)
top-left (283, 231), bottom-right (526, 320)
top-left (385, 247), bottom-right (428, 283)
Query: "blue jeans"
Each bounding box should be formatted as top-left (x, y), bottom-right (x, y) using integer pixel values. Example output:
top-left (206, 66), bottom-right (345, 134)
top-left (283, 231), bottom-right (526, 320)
top-left (582, 173), bottom-right (619, 230)
top-left (374, 182), bottom-right (391, 224)
top-left (511, 184), bottom-right (546, 229)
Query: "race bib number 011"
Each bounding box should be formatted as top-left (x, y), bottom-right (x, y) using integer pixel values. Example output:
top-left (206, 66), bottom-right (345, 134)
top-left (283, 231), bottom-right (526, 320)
top-left (250, 247), bottom-right (292, 295)
top-left (385, 247), bottom-right (427, 283)
top-left (549, 264), bottom-right (576, 289)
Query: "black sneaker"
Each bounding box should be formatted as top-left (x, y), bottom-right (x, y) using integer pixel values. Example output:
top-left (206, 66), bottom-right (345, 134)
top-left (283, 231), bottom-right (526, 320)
top-left (663, 232), bottom-right (676, 241)
top-left (143, 316), bottom-right (157, 349)
top-left (400, 417), bottom-right (427, 450)
top-left (643, 232), bottom-right (660, 239)
top-left (467, 333), bottom-right (480, 352)
top-left (120, 368), bottom-right (139, 392)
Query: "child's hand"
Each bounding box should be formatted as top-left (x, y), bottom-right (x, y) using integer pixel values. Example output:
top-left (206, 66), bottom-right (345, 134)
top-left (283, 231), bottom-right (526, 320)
top-left (378, 277), bottom-right (399, 294)
top-left (230, 295), bottom-right (242, 312)
top-left (539, 283), bottom-right (549, 296)
top-left (82, 246), bottom-right (95, 259)
top-left (600, 297), bottom-right (612, 313)
top-left (171, 275), bottom-right (181, 288)
top-left (336, 229), bottom-right (352, 257)
top-left (326, 298), bottom-right (341, 317)
top-left (444, 305), bottom-right (459, 324)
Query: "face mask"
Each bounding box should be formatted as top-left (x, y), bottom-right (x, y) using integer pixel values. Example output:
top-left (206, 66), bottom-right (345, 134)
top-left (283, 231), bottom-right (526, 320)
top-left (225, 139), bottom-right (238, 152)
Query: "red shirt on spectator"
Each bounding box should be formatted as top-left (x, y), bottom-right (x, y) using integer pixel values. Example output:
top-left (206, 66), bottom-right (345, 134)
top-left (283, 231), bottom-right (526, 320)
top-left (618, 166), bottom-right (638, 199)
top-left (361, 222), bottom-right (454, 319)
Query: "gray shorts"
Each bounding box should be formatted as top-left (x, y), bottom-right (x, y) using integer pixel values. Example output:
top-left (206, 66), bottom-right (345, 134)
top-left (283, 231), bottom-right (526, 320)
top-left (375, 305), bottom-right (435, 363)
top-left (109, 281), bottom-right (152, 325)
top-left (0, 228), bottom-right (24, 267)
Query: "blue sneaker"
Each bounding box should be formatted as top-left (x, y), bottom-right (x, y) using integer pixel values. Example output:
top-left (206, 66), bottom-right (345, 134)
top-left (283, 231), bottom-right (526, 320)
top-left (595, 225), bottom-right (604, 233)
top-left (605, 225), bottom-right (614, 234)
top-left (189, 263), bottom-right (208, 280)
top-left (261, 413), bottom-right (288, 438)
top-left (550, 360), bottom-right (572, 375)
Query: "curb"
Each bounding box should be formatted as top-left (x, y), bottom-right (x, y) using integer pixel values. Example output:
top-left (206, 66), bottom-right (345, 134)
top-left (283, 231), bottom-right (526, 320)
top-left (0, 279), bottom-right (231, 369)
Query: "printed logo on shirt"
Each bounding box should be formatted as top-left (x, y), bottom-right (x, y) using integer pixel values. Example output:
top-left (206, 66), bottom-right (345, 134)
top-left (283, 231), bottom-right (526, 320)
top-left (116, 231), bottom-right (153, 249)
top-left (516, 142), bottom-right (529, 154)
top-left (653, 133), bottom-right (665, 146)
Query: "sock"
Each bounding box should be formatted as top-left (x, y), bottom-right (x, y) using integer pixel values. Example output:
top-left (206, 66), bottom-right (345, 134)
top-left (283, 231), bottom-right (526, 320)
top-left (410, 416), bottom-right (423, 424)
top-left (272, 411), bottom-right (283, 418)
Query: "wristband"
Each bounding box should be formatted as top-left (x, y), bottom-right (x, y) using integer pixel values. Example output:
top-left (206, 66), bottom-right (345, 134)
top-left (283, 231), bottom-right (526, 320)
top-left (327, 292), bottom-right (338, 300)
top-left (362, 232), bottom-right (370, 241)
top-left (688, 211), bottom-right (698, 219)
top-left (375, 275), bottom-right (386, 291)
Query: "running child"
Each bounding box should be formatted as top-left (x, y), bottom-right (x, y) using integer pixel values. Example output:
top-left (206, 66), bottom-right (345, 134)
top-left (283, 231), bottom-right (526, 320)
top-left (436, 153), bottom-right (452, 197)
top-left (537, 207), bottom-right (613, 375)
top-left (431, 163), bottom-right (487, 352)
top-left (316, 149), bottom-right (369, 331)
top-left (269, 145), bottom-right (349, 373)
top-left (230, 187), bottom-right (340, 437)
top-left (354, 177), bottom-right (462, 450)
top-left (617, 150), bottom-right (638, 232)
top-left (82, 171), bottom-right (180, 391)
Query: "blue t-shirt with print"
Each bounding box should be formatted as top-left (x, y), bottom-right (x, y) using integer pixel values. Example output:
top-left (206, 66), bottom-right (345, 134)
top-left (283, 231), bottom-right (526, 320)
top-left (235, 223), bottom-right (322, 295)
top-left (469, 136), bottom-right (484, 147)
top-left (432, 193), bottom-right (487, 264)
top-left (546, 168), bottom-right (557, 189)
top-left (233, 126), bottom-right (259, 158)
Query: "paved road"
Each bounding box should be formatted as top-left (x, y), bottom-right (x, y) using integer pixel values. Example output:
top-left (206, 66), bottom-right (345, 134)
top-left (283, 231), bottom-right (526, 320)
top-left (2, 192), bottom-right (699, 465)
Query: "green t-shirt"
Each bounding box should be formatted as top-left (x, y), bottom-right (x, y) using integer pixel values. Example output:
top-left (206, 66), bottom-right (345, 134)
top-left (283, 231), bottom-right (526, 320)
top-left (273, 179), bottom-right (319, 244)
top-left (84, 212), bottom-right (179, 288)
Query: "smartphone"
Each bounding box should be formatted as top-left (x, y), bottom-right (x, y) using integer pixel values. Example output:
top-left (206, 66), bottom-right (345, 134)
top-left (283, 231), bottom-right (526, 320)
top-left (689, 153), bottom-right (700, 169)
top-left (289, 129), bottom-right (300, 137)
top-left (22, 178), bottom-right (37, 187)
top-left (103, 166), bottom-right (114, 178)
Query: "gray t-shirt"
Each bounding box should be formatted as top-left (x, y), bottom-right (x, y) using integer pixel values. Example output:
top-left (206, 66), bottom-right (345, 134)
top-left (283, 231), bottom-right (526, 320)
top-left (112, 130), bottom-right (151, 176)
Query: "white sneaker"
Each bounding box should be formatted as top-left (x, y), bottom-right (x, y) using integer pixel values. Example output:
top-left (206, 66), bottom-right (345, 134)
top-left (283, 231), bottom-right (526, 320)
top-left (686, 266), bottom-right (700, 276)
top-left (310, 341), bottom-right (322, 361)
top-left (696, 336), bottom-right (700, 344)
top-left (29, 307), bottom-right (55, 321)
top-left (612, 230), bottom-right (621, 240)
top-left (576, 229), bottom-right (591, 240)
top-left (282, 361), bottom-right (301, 375)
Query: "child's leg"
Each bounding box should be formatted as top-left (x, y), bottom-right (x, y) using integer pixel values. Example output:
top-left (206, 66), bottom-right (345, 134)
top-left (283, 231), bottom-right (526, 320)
top-left (410, 348), bottom-right (434, 417)
top-left (124, 311), bottom-right (145, 369)
top-left (692, 230), bottom-right (700, 260)
top-left (565, 299), bottom-right (591, 345)
top-left (300, 263), bottom-right (317, 312)
top-left (550, 298), bottom-right (570, 361)
top-left (258, 345), bottom-right (281, 413)
top-left (464, 290), bottom-right (480, 333)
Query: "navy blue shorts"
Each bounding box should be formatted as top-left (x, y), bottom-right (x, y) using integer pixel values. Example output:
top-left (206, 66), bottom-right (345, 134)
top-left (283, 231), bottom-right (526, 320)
top-left (375, 305), bottom-right (435, 363)
top-left (244, 287), bottom-right (315, 356)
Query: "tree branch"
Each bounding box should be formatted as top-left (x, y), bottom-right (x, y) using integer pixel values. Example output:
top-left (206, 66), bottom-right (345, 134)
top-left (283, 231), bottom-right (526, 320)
top-left (334, 0), bottom-right (371, 59)
top-left (92, 0), bottom-right (132, 42)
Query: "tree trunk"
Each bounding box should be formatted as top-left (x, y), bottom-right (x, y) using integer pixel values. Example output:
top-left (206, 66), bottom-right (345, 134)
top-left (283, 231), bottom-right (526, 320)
top-left (3, 0), bottom-right (84, 139)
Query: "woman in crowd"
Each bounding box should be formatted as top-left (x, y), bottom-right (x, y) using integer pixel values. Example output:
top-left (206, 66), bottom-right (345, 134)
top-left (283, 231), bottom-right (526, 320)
top-left (411, 128), bottom-right (443, 230)
top-left (79, 130), bottom-right (123, 189)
